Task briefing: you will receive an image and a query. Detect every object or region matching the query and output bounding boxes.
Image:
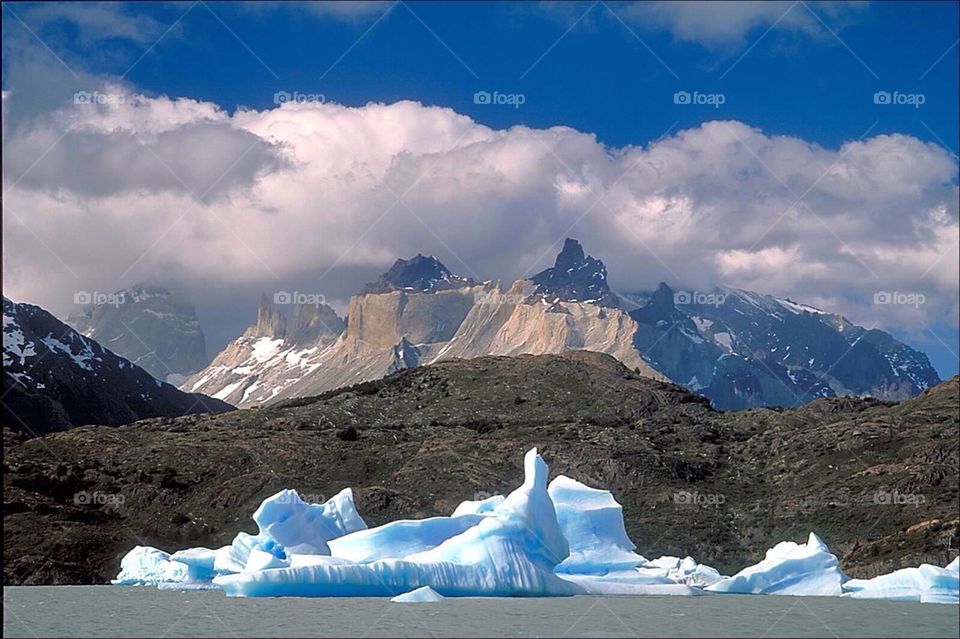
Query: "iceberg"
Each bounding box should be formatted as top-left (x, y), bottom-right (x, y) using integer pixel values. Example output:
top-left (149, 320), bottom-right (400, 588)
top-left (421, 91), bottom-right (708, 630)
top-left (391, 585), bottom-right (445, 603)
top-left (548, 475), bottom-right (649, 574)
top-left (214, 448), bottom-right (582, 597)
top-left (706, 533), bottom-right (846, 596)
top-left (645, 556), bottom-right (725, 588)
top-left (558, 570), bottom-right (702, 596)
top-left (112, 447), bottom-right (950, 603)
top-left (843, 561), bottom-right (959, 604)
top-left (112, 546), bottom-right (215, 589)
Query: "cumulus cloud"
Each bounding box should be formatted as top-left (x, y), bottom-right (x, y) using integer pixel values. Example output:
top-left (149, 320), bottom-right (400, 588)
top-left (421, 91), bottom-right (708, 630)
top-left (2, 90), bottom-right (957, 356)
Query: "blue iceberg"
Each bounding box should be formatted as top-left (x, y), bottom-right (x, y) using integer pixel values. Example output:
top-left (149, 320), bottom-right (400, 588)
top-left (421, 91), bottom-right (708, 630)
top-left (213, 448), bottom-right (582, 597)
top-left (706, 532), bottom-right (846, 596)
top-left (843, 560), bottom-right (959, 604)
top-left (112, 447), bottom-right (958, 602)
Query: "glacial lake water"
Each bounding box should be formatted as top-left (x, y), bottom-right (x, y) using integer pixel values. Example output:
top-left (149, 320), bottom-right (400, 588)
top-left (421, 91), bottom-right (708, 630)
top-left (3, 586), bottom-right (958, 638)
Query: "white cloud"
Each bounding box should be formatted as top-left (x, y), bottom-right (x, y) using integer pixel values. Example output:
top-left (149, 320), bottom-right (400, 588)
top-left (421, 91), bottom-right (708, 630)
top-left (2, 91), bottom-right (957, 353)
top-left (613, 1), bottom-right (868, 48)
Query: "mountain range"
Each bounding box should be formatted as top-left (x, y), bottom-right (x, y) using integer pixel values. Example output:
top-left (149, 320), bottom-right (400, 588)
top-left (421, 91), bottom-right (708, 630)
top-left (2, 297), bottom-right (231, 436)
top-left (181, 239), bottom-right (940, 410)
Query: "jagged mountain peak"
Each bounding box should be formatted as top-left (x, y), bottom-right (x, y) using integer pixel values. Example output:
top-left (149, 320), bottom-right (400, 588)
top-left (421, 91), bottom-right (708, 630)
top-left (248, 294), bottom-right (344, 343)
top-left (531, 238), bottom-right (620, 307)
top-left (363, 254), bottom-right (475, 294)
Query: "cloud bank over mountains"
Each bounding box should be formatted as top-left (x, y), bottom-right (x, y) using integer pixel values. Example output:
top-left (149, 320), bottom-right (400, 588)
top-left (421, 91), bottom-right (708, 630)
top-left (2, 82), bottom-right (957, 355)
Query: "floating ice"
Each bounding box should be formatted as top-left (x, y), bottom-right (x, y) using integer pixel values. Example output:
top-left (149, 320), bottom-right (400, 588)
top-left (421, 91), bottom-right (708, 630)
top-left (646, 556), bottom-right (725, 588)
top-left (558, 570), bottom-right (701, 596)
top-left (706, 532), bottom-right (845, 596)
top-left (213, 448), bottom-right (582, 597)
top-left (843, 561), bottom-right (959, 604)
top-left (112, 546), bottom-right (215, 589)
top-left (391, 586), bottom-right (445, 603)
top-left (113, 449), bottom-right (950, 602)
top-left (548, 475), bottom-right (648, 574)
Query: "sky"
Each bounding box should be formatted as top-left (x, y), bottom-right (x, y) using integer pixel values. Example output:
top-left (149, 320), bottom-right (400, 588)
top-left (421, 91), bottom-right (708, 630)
top-left (2, 1), bottom-right (958, 377)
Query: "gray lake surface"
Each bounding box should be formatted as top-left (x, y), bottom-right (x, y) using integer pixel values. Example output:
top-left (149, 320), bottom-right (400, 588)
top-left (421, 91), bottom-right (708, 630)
top-left (3, 586), bottom-right (958, 638)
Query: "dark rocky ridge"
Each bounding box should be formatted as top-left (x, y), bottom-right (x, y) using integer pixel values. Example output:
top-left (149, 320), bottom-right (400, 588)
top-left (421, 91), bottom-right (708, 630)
top-left (2, 297), bottom-right (233, 436)
top-left (362, 254), bottom-right (476, 294)
top-left (4, 351), bottom-right (957, 585)
top-left (531, 238), bottom-right (622, 308)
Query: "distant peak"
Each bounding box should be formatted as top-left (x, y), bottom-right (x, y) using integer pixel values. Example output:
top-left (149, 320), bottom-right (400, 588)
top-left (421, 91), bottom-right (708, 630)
top-left (530, 238), bottom-right (620, 308)
top-left (363, 254), bottom-right (475, 294)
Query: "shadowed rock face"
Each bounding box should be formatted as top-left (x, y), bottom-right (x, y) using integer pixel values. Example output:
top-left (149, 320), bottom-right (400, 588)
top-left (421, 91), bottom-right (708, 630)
top-left (628, 282), bottom-right (941, 410)
top-left (66, 285), bottom-right (208, 381)
top-left (531, 238), bottom-right (622, 308)
top-left (4, 351), bottom-right (957, 586)
top-left (362, 254), bottom-right (476, 294)
top-left (3, 297), bottom-right (233, 436)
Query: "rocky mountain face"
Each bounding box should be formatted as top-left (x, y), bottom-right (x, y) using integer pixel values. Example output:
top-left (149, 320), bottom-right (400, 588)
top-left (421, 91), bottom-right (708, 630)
top-left (181, 294), bottom-right (346, 407)
top-left (628, 283), bottom-right (941, 410)
top-left (2, 298), bottom-right (232, 436)
top-left (185, 239), bottom-right (940, 410)
top-left (531, 238), bottom-right (622, 308)
top-left (184, 242), bottom-right (662, 407)
top-left (66, 285), bottom-right (207, 382)
top-left (5, 351), bottom-right (957, 585)
top-left (362, 254), bottom-right (476, 294)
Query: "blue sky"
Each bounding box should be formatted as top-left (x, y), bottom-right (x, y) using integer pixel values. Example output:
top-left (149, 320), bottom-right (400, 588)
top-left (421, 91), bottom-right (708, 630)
top-left (16, 1), bottom-right (956, 150)
top-left (2, 1), bottom-right (958, 377)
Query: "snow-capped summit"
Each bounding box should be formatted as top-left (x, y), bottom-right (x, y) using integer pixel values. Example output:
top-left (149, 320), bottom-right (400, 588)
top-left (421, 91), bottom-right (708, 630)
top-left (363, 254), bottom-right (475, 294)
